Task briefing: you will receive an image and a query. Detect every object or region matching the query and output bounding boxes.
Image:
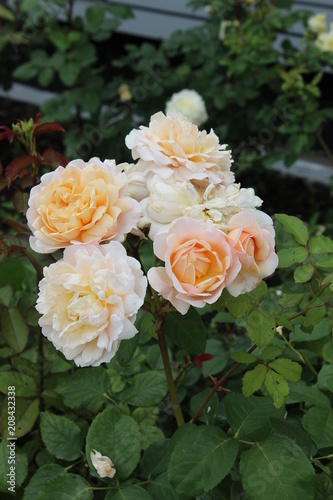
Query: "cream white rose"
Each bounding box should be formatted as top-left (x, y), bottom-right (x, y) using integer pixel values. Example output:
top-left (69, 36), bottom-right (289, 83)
top-left (140, 176), bottom-right (262, 239)
top-left (90, 450), bottom-right (116, 478)
top-left (27, 157), bottom-right (141, 253)
top-left (308, 13), bottom-right (327, 35)
top-left (165, 89), bottom-right (208, 127)
top-left (316, 30), bottom-right (333, 52)
top-left (125, 112), bottom-right (234, 186)
top-left (115, 162), bottom-right (149, 202)
top-left (36, 242), bottom-right (147, 367)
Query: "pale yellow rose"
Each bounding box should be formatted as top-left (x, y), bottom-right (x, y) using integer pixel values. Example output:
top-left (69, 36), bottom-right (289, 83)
top-left (165, 89), bottom-right (208, 127)
top-left (308, 13), bottom-right (327, 35)
top-left (27, 158), bottom-right (141, 253)
top-left (316, 30), bottom-right (333, 52)
top-left (125, 112), bottom-right (234, 187)
top-left (36, 242), bottom-right (147, 367)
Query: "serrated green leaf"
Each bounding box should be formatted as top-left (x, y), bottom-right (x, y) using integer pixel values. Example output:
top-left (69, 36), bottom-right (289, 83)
top-left (247, 308), bottom-right (276, 347)
top-left (309, 235), bottom-right (333, 254)
top-left (24, 464), bottom-right (66, 500)
top-left (0, 397), bottom-right (39, 438)
top-left (121, 371), bottom-right (168, 407)
top-left (55, 367), bottom-right (109, 412)
top-left (202, 339), bottom-right (228, 376)
top-left (0, 285), bottom-right (12, 307)
top-left (316, 255), bottom-right (333, 268)
top-left (34, 474), bottom-right (93, 500)
top-left (106, 486), bottom-right (152, 499)
top-left (0, 371), bottom-right (38, 398)
top-left (265, 370), bottom-right (289, 408)
top-left (1, 307), bottom-right (29, 353)
top-left (302, 405), bottom-right (333, 449)
top-left (240, 435), bottom-right (316, 499)
top-left (165, 308), bottom-right (206, 354)
top-left (13, 62), bottom-right (38, 81)
top-left (248, 282), bottom-right (267, 303)
top-left (294, 264), bottom-right (314, 283)
top-left (261, 345), bottom-right (284, 360)
top-left (141, 440), bottom-right (171, 478)
top-left (269, 358), bottom-right (302, 382)
top-left (40, 411), bottom-right (83, 461)
top-left (116, 335), bottom-right (139, 366)
top-left (287, 382), bottom-right (330, 407)
top-left (275, 214), bottom-right (309, 245)
top-left (168, 426), bottom-right (238, 497)
top-left (0, 441), bottom-right (27, 492)
top-left (322, 342), bottom-right (333, 363)
top-left (278, 293), bottom-right (304, 308)
top-left (269, 418), bottom-right (316, 456)
top-left (231, 352), bottom-right (257, 364)
top-left (317, 364), bottom-right (333, 392)
top-left (303, 306), bottom-right (326, 327)
top-left (86, 407), bottom-right (141, 480)
top-left (277, 247), bottom-right (308, 268)
top-left (148, 472), bottom-right (183, 500)
top-left (315, 474), bottom-right (333, 500)
top-left (215, 290), bottom-right (253, 318)
top-left (242, 365), bottom-right (267, 398)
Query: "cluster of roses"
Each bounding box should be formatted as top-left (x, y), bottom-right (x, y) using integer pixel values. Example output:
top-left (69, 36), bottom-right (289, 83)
top-left (308, 13), bottom-right (333, 53)
top-left (27, 111), bottom-right (278, 367)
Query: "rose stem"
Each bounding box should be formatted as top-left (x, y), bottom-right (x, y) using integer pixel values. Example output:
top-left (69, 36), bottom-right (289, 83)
top-left (158, 320), bottom-right (185, 427)
top-left (190, 344), bottom-right (257, 424)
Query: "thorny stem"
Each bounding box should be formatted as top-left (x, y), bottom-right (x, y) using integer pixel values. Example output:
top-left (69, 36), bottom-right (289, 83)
top-left (190, 345), bottom-right (257, 424)
top-left (157, 318), bottom-right (184, 427)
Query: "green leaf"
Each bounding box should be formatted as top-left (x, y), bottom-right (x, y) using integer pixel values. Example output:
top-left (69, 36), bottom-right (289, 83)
top-left (190, 389), bottom-right (218, 425)
top-left (269, 358), bottom-right (302, 383)
top-left (316, 255), bottom-right (333, 268)
top-left (202, 339), bottom-right (228, 376)
top-left (240, 435), bottom-right (316, 499)
top-left (135, 310), bottom-right (157, 339)
top-left (248, 282), bottom-right (268, 303)
top-left (122, 371), bottom-right (168, 407)
top-left (246, 308), bottom-right (276, 347)
top-left (0, 285), bottom-right (12, 306)
top-left (231, 352), bottom-right (257, 364)
top-left (0, 5), bottom-right (14, 21)
top-left (277, 247), bottom-right (308, 268)
top-left (294, 264), bottom-right (314, 283)
top-left (317, 364), bottom-right (333, 392)
top-left (13, 62), bottom-right (38, 81)
top-left (1, 307), bottom-right (29, 353)
top-left (290, 319), bottom-right (331, 342)
top-left (40, 411), bottom-right (83, 461)
top-left (242, 365), bottom-right (267, 397)
top-left (24, 464), bottom-right (66, 500)
top-left (303, 306), bottom-right (326, 327)
top-left (168, 426), bottom-right (238, 497)
top-left (217, 290), bottom-right (253, 318)
top-left (59, 62), bottom-right (80, 87)
top-left (278, 294), bottom-right (304, 309)
top-left (34, 474), bottom-right (93, 500)
top-left (132, 407), bottom-right (164, 450)
top-left (264, 371), bottom-right (289, 408)
top-left (106, 486), bottom-right (152, 500)
top-left (302, 406), bottom-right (333, 449)
top-left (225, 393), bottom-right (284, 438)
top-left (309, 235), bottom-right (333, 254)
top-left (116, 335), bottom-right (139, 366)
top-left (0, 371), bottom-right (38, 397)
top-left (269, 418), bottom-right (316, 456)
top-left (165, 308), bottom-right (206, 354)
top-left (86, 407), bottom-right (141, 480)
top-left (261, 345), bottom-right (284, 360)
top-left (148, 472), bottom-right (183, 500)
top-left (38, 67), bottom-right (54, 87)
top-left (315, 474), bottom-right (333, 500)
top-left (287, 382), bottom-right (330, 407)
top-left (0, 441), bottom-right (28, 492)
top-left (0, 397), bottom-right (39, 438)
top-left (86, 5), bottom-right (105, 27)
top-left (141, 440), bottom-right (171, 478)
top-left (322, 342), bottom-right (333, 363)
top-left (275, 214), bottom-right (309, 245)
top-left (56, 367), bottom-right (109, 412)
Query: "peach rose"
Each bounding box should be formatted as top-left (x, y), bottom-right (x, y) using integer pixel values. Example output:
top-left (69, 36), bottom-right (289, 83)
top-left (227, 210), bottom-right (278, 296)
top-left (27, 158), bottom-right (141, 253)
top-left (36, 242), bottom-right (147, 367)
top-left (147, 218), bottom-right (241, 314)
top-left (125, 112), bottom-right (234, 186)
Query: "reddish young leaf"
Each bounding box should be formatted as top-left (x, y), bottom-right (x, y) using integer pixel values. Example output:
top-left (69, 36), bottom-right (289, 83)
top-left (34, 122), bottom-right (65, 138)
top-left (41, 148), bottom-right (69, 168)
top-left (35, 112), bottom-right (43, 124)
top-left (5, 155), bottom-right (38, 185)
top-left (12, 191), bottom-right (29, 215)
top-left (193, 353), bottom-right (214, 369)
top-left (0, 126), bottom-right (15, 144)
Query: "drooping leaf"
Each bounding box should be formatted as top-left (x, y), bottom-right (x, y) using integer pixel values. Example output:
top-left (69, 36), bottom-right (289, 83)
top-left (275, 214), bottom-right (309, 245)
top-left (40, 411), bottom-right (83, 461)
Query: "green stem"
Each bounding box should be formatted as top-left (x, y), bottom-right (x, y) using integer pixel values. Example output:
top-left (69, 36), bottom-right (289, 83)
top-left (301, 351), bottom-right (318, 378)
top-left (157, 320), bottom-right (184, 427)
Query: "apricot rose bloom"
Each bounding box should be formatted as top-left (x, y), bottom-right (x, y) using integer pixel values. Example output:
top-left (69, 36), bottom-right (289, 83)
top-left (125, 112), bottom-right (234, 186)
top-left (227, 211), bottom-right (279, 296)
top-left (147, 218), bottom-right (241, 314)
top-left (27, 158), bottom-right (140, 253)
top-left (36, 242), bottom-right (147, 367)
